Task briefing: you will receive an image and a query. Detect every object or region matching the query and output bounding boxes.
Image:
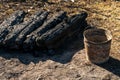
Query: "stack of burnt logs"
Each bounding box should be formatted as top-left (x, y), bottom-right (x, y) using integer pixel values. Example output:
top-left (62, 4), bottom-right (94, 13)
top-left (0, 10), bottom-right (88, 51)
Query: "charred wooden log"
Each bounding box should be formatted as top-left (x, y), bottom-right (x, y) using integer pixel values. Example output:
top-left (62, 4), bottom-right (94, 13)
top-left (23, 11), bottom-right (67, 50)
top-left (0, 10), bottom-right (26, 45)
top-left (3, 11), bottom-right (43, 48)
top-left (36, 12), bottom-right (88, 49)
top-left (46, 20), bottom-right (88, 49)
top-left (0, 10), bottom-right (25, 28)
top-left (15, 11), bottom-right (49, 49)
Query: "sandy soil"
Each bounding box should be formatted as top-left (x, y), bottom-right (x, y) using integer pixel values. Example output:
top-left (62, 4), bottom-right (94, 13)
top-left (0, 0), bottom-right (120, 80)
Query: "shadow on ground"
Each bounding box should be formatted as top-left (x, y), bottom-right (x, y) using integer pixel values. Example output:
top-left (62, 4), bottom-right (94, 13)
top-left (97, 57), bottom-right (120, 77)
top-left (0, 34), bottom-right (84, 64)
top-left (1, 32), bottom-right (120, 77)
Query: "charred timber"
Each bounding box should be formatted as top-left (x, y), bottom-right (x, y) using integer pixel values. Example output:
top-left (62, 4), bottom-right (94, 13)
top-left (15, 11), bottom-right (49, 48)
top-left (23, 11), bottom-right (67, 50)
top-left (36, 12), bottom-right (88, 49)
top-left (0, 10), bottom-right (26, 45)
top-left (0, 10), bottom-right (25, 28)
top-left (3, 11), bottom-right (43, 48)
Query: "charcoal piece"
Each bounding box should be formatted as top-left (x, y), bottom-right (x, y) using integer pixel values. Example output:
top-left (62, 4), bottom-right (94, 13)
top-left (3, 11), bottom-right (43, 48)
top-left (47, 20), bottom-right (88, 49)
top-left (0, 10), bottom-right (25, 28)
top-left (23, 11), bottom-right (67, 50)
top-left (15, 11), bottom-right (49, 48)
top-left (35, 11), bottom-right (67, 36)
top-left (0, 10), bottom-right (26, 45)
top-left (36, 12), bottom-right (88, 49)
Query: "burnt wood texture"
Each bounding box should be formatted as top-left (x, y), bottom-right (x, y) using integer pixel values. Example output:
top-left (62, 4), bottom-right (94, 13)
top-left (14, 11), bottom-right (49, 49)
top-left (23, 11), bottom-right (67, 50)
top-left (36, 12), bottom-right (88, 49)
top-left (0, 10), bottom-right (88, 51)
top-left (0, 10), bottom-right (26, 45)
top-left (3, 11), bottom-right (43, 48)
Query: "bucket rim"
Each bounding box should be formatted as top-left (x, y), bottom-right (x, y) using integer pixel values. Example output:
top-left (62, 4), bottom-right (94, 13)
top-left (83, 28), bottom-right (112, 44)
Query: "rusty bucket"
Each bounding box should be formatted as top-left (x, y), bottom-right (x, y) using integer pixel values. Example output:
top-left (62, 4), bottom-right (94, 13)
top-left (83, 28), bottom-right (112, 64)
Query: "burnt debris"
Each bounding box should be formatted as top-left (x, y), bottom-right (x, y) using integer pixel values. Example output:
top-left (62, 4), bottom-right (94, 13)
top-left (3, 11), bottom-right (43, 48)
top-left (15, 11), bottom-right (49, 49)
top-left (23, 11), bottom-right (67, 50)
top-left (0, 10), bottom-right (26, 45)
top-left (36, 12), bottom-right (88, 49)
top-left (0, 10), bottom-right (88, 51)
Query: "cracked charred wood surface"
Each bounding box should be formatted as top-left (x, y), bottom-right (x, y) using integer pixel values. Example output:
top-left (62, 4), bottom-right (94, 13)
top-left (15, 11), bottom-right (49, 49)
top-left (23, 11), bottom-right (67, 50)
top-left (0, 10), bottom-right (26, 45)
top-left (3, 11), bottom-right (43, 48)
top-left (46, 21), bottom-right (88, 49)
top-left (0, 10), bottom-right (25, 28)
top-left (36, 12), bottom-right (88, 49)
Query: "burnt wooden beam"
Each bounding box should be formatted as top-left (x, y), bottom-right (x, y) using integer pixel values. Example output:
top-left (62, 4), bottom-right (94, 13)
top-left (3, 11), bottom-right (43, 49)
top-left (36, 12), bottom-right (88, 49)
top-left (15, 11), bottom-right (49, 49)
top-left (0, 10), bottom-right (26, 45)
top-left (23, 11), bottom-right (67, 50)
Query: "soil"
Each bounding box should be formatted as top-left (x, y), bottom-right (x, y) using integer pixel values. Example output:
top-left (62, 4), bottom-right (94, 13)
top-left (0, 0), bottom-right (120, 80)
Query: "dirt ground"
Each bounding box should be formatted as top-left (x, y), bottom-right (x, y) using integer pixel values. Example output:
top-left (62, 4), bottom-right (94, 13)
top-left (0, 0), bottom-right (120, 80)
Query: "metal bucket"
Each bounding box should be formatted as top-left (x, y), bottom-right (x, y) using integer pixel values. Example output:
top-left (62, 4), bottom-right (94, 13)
top-left (83, 28), bottom-right (112, 64)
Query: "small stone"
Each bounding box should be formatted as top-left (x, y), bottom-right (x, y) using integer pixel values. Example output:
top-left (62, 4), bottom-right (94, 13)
top-left (30, 6), bottom-right (34, 9)
top-left (102, 74), bottom-right (111, 80)
top-left (27, 9), bottom-right (31, 12)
